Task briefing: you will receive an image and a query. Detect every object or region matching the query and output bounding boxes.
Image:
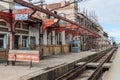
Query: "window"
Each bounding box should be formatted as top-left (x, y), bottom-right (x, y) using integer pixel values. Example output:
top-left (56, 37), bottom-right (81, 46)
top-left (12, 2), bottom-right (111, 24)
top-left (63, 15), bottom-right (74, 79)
top-left (15, 22), bottom-right (21, 28)
top-left (14, 36), bottom-right (19, 49)
top-left (22, 39), bottom-right (27, 48)
top-left (0, 21), bottom-right (7, 26)
top-left (0, 35), bottom-right (4, 48)
top-left (22, 36), bottom-right (28, 48)
top-left (51, 32), bottom-right (53, 45)
top-left (59, 33), bottom-right (62, 45)
top-left (0, 39), bottom-right (4, 48)
top-left (22, 23), bottom-right (29, 30)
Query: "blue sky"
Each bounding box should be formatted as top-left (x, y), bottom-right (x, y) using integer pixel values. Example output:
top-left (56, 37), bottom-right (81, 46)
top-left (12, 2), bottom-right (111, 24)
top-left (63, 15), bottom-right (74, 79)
top-left (25, 0), bottom-right (120, 43)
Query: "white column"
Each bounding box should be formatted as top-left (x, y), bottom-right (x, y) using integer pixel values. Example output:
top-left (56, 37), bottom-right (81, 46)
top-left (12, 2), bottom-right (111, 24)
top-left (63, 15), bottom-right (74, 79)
top-left (19, 35), bottom-right (22, 47)
top-left (52, 31), bottom-right (56, 45)
top-left (27, 36), bottom-right (30, 48)
top-left (55, 35), bottom-right (57, 45)
top-left (58, 33), bottom-right (59, 45)
top-left (46, 32), bottom-right (50, 45)
top-left (9, 33), bottom-right (13, 49)
top-left (6, 33), bottom-right (9, 49)
top-left (4, 34), bottom-right (7, 48)
top-left (43, 30), bottom-right (47, 45)
top-left (61, 31), bottom-right (65, 45)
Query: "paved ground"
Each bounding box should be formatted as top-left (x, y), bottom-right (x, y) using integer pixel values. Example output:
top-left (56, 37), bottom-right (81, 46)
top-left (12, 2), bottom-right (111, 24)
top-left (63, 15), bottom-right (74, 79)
top-left (0, 51), bottom-right (97, 80)
top-left (104, 47), bottom-right (120, 80)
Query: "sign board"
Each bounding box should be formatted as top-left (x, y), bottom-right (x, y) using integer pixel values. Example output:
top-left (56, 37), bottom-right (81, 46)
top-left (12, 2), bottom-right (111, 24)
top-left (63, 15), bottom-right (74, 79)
top-left (15, 14), bottom-right (28, 20)
top-left (8, 50), bottom-right (40, 62)
top-left (15, 9), bottom-right (46, 20)
top-left (32, 11), bottom-right (44, 19)
top-left (15, 9), bottom-right (33, 14)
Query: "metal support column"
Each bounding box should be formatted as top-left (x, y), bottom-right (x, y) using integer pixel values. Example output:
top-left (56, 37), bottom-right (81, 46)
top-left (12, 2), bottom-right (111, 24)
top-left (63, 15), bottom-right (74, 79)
top-left (39, 21), bottom-right (44, 59)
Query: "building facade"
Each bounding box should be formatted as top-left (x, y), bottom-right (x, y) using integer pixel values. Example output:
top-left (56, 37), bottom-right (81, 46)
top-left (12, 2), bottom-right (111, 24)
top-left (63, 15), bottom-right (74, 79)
top-left (0, 0), bottom-right (110, 61)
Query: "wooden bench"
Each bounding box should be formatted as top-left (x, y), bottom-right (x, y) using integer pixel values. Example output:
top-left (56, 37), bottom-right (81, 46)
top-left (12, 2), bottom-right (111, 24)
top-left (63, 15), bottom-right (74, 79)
top-left (8, 50), bottom-right (40, 67)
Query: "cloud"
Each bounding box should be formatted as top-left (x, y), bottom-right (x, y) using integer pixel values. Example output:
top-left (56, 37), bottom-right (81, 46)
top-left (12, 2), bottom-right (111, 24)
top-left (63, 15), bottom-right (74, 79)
top-left (79, 0), bottom-right (120, 43)
top-left (79, 0), bottom-right (120, 25)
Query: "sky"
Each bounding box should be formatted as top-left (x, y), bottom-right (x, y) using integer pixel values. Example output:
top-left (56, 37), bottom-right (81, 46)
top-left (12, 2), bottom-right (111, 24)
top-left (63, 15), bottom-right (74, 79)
top-left (44, 0), bottom-right (120, 43)
top-left (22, 0), bottom-right (120, 43)
top-left (77, 0), bottom-right (120, 43)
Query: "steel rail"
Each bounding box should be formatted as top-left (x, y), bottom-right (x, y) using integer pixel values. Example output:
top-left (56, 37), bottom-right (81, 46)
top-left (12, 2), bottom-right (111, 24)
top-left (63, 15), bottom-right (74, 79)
top-left (56, 47), bottom-right (113, 80)
top-left (88, 47), bottom-right (117, 80)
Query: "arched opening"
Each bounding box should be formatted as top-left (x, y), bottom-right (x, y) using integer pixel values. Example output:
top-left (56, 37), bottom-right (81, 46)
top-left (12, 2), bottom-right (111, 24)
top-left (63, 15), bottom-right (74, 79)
top-left (0, 19), bottom-right (8, 27)
top-left (0, 21), bottom-right (7, 26)
top-left (15, 22), bottom-right (21, 28)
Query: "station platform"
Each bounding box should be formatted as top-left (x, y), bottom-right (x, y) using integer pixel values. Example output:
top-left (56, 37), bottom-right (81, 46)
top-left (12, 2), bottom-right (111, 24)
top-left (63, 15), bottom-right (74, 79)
top-left (0, 51), bottom-right (97, 80)
top-left (104, 47), bottom-right (120, 80)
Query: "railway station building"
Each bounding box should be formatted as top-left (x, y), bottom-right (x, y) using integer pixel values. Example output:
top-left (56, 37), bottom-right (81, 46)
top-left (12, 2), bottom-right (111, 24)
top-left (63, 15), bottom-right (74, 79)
top-left (0, 0), bottom-right (110, 61)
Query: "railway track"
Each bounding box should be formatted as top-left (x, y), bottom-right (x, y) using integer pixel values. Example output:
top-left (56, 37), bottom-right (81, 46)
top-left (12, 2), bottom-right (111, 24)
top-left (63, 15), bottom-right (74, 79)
top-left (56, 47), bottom-right (117, 80)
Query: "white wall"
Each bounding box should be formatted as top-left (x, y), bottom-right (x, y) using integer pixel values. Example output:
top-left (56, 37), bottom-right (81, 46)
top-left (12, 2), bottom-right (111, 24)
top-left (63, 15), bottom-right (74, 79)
top-left (43, 30), bottom-right (48, 45)
top-left (61, 31), bottom-right (65, 45)
top-left (0, 0), bottom-right (14, 10)
top-left (52, 31), bottom-right (56, 45)
top-left (65, 34), bottom-right (73, 44)
top-left (29, 26), bottom-right (39, 45)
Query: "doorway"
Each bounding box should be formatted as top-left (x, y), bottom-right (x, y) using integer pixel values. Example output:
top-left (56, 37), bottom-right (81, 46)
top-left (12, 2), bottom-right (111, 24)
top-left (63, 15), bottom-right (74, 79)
top-left (14, 35), bottom-right (19, 49)
top-left (0, 34), bottom-right (4, 49)
top-left (22, 36), bottom-right (28, 50)
top-left (30, 37), bottom-right (36, 50)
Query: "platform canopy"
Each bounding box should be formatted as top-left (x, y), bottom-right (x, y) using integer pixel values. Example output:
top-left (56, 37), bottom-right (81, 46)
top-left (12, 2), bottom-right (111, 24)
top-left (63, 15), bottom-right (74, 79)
top-left (11, 0), bottom-right (100, 38)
